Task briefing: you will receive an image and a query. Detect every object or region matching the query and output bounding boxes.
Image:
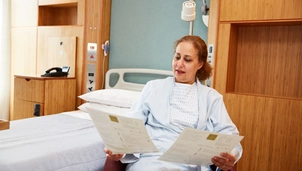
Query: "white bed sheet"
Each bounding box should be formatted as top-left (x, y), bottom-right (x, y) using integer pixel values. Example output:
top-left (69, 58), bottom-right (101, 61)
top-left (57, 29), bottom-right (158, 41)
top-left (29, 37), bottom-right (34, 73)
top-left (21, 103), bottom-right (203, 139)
top-left (0, 106), bottom-right (129, 171)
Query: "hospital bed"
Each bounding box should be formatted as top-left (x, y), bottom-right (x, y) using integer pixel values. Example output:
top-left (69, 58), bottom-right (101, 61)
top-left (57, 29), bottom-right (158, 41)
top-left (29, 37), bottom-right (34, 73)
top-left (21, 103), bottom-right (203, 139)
top-left (1, 68), bottom-right (237, 171)
top-left (0, 68), bottom-right (172, 171)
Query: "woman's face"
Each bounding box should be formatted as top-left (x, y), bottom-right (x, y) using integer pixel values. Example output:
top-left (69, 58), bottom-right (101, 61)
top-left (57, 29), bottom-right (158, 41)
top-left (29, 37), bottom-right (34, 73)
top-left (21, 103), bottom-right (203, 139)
top-left (172, 42), bottom-right (203, 84)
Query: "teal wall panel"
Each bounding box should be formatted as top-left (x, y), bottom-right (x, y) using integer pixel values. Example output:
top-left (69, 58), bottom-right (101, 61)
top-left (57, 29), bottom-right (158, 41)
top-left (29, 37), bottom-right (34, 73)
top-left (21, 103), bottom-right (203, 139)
top-left (109, 0), bottom-right (208, 71)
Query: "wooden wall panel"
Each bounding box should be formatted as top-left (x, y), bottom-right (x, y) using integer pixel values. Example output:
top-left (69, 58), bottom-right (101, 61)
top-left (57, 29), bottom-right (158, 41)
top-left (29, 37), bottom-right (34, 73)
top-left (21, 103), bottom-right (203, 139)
top-left (206, 0), bottom-right (219, 87)
top-left (83, 0), bottom-right (97, 43)
top-left (82, 0), bottom-right (112, 94)
top-left (225, 25), bottom-right (238, 93)
top-left (95, 0), bottom-right (111, 90)
top-left (11, 0), bottom-right (38, 27)
top-left (213, 24), bottom-right (228, 92)
top-left (40, 36), bottom-right (77, 77)
top-left (225, 94), bottom-right (268, 170)
top-left (11, 28), bottom-right (37, 76)
top-left (77, 0), bottom-right (84, 25)
top-left (10, 28), bottom-right (37, 119)
top-left (234, 25), bottom-right (302, 98)
top-left (209, 0), bottom-right (302, 170)
top-left (37, 26), bottom-right (83, 106)
top-left (215, 23), bottom-right (302, 169)
top-left (224, 94), bottom-right (302, 170)
top-left (220, 0), bottom-right (302, 21)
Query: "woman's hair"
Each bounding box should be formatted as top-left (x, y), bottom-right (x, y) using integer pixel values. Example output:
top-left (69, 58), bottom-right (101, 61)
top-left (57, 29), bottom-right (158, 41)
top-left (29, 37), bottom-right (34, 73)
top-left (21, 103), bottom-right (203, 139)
top-left (174, 35), bottom-right (212, 81)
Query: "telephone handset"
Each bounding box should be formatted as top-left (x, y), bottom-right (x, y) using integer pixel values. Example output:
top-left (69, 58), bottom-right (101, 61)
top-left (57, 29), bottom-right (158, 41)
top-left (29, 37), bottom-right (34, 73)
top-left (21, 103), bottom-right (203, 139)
top-left (46, 67), bottom-right (62, 73)
top-left (41, 66), bottom-right (70, 77)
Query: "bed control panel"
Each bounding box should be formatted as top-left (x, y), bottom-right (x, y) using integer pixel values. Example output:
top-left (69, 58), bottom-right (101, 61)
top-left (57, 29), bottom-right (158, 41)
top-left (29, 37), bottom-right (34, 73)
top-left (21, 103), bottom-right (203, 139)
top-left (86, 43), bottom-right (97, 93)
top-left (86, 64), bottom-right (96, 93)
top-left (87, 43), bottom-right (97, 61)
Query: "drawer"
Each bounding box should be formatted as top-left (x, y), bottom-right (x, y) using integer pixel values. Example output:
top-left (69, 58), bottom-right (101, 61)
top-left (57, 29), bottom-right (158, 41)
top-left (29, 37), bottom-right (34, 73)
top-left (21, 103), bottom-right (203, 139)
top-left (14, 77), bottom-right (45, 102)
top-left (13, 99), bottom-right (44, 120)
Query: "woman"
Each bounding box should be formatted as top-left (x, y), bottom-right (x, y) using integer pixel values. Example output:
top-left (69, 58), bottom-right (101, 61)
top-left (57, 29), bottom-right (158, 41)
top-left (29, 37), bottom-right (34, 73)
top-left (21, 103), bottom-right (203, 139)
top-left (105, 35), bottom-right (242, 171)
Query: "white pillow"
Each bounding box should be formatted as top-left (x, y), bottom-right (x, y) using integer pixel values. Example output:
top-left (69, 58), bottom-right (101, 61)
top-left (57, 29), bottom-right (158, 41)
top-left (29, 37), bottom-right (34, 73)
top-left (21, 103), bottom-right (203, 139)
top-left (78, 102), bottom-right (130, 115)
top-left (78, 89), bottom-right (141, 108)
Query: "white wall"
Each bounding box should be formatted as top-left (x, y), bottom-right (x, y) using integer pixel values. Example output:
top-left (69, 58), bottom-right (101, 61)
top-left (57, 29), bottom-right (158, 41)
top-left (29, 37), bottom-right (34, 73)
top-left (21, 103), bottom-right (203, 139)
top-left (0, 0), bottom-right (11, 120)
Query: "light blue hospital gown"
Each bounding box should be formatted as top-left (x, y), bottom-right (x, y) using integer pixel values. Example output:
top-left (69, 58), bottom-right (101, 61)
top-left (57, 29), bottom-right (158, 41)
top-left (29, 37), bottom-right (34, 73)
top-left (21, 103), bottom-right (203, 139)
top-left (120, 77), bottom-right (242, 171)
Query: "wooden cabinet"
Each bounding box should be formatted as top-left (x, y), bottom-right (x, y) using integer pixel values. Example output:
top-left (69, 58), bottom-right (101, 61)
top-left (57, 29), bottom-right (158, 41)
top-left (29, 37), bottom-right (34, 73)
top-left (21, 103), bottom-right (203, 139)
top-left (219, 0), bottom-right (302, 21)
top-left (10, 0), bottom-right (111, 119)
top-left (208, 0), bottom-right (302, 170)
top-left (13, 75), bottom-right (76, 120)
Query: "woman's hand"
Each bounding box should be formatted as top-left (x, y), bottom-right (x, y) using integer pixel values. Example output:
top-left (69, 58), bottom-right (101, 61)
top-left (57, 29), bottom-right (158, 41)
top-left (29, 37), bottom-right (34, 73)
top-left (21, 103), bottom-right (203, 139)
top-left (211, 152), bottom-right (236, 171)
top-left (104, 147), bottom-right (124, 161)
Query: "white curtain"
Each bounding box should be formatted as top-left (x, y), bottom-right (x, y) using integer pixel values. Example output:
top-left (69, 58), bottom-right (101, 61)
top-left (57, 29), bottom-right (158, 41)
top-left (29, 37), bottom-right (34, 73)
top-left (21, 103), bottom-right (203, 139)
top-left (0, 0), bottom-right (11, 120)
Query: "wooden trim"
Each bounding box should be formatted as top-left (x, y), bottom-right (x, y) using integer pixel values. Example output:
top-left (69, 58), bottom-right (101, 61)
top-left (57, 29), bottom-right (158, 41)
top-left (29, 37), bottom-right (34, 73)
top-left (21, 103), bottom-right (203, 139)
top-left (225, 25), bottom-right (238, 93)
top-left (81, 0), bottom-right (112, 98)
top-left (207, 0), bottom-right (220, 87)
top-left (219, 0), bottom-right (302, 21)
top-left (0, 120), bottom-right (10, 131)
top-left (220, 19), bottom-right (302, 25)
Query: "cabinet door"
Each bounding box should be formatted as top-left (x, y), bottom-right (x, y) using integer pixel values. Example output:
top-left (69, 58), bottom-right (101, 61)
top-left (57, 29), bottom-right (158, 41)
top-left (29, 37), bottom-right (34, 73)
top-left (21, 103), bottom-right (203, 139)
top-left (14, 78), bottom-right (45, 103)
top-left (44, 79), bottom-right (76, 115)
top-left (13, 100), bottom-right (44, 120)
top-left (84, 0), bottom-right (98, 43)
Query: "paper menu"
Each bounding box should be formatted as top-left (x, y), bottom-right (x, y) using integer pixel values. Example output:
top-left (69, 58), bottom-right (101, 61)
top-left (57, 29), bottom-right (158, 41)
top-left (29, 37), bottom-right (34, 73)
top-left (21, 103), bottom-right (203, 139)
top-left (86, 106), bottom-right (159, 154)
top-left (158, 128), bottom-right (244, 166)
top-left (87, 106), bottom-right (243, 166)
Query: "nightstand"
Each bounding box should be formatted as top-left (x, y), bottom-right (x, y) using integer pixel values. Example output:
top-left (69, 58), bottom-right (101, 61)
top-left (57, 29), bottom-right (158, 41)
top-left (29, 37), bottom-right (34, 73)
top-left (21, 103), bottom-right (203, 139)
top-left (13, 75), bottom-right (76, 120)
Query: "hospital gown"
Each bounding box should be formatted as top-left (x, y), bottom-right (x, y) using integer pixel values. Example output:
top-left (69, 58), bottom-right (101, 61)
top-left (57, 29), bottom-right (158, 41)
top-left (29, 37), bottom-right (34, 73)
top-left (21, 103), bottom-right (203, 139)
top-left (120, 77), bottom-right (242, 171)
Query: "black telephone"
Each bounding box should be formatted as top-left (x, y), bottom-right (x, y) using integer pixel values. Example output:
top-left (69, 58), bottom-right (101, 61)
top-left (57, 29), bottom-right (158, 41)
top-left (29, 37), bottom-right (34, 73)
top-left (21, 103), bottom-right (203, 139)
top-left (41, 66), bottom-right (70, 77)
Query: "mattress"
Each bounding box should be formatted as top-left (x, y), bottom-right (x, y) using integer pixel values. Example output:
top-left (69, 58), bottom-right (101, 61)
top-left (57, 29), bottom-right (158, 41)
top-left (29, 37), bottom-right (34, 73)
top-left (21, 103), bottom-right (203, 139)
top-left (0, 107), bottom-right (128, 171)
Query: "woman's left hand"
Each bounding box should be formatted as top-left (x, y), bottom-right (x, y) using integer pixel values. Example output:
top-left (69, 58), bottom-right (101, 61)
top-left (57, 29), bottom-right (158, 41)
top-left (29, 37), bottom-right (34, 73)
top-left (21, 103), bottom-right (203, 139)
top-left (211, 152), bottom-right (236, 171)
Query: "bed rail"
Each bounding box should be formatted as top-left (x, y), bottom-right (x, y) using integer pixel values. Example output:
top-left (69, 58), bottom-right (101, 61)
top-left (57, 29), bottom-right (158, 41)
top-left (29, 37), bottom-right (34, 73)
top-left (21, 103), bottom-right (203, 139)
top-left (105, 68), bottom-right (173, 91)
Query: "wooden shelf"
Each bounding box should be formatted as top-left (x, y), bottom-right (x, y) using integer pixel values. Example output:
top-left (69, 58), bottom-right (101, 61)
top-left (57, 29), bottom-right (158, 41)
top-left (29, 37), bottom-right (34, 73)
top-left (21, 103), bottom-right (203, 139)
top-left (38, 2), bottom-right (78, 26)
top-left (226, 22), bottom-right (302, 99)
top-left (226, 92), bottom-right (302, 101)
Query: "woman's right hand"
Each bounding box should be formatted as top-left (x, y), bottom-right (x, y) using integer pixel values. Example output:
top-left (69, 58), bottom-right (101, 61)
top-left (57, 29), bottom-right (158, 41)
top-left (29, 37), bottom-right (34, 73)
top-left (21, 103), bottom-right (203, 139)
top-left (104, 147), bottom-right (124, 161)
